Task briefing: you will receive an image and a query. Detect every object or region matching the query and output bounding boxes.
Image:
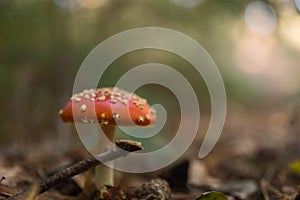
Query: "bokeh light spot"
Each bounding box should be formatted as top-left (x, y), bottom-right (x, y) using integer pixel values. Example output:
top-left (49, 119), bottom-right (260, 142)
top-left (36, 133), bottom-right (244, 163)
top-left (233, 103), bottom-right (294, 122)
top-left (279, 17), bottom-right (300, 51)
top-left (244, 1), bottom-right (277, 34)
top-left (295, 0), bottom-right (300, 13)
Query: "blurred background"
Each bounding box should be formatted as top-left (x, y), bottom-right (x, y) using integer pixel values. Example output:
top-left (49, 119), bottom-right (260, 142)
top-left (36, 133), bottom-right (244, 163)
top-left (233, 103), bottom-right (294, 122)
top-left (0, 0), bottom-right (300, 163)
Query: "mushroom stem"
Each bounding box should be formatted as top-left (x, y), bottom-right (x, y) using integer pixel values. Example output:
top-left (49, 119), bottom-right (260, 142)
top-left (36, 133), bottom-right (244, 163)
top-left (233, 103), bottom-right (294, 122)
top-left (93, 124), bottom-right (115, 189)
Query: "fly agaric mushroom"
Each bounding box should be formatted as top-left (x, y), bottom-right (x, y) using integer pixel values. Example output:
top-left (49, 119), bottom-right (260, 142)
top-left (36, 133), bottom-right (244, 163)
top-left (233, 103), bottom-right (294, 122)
top-left (59, 87), bottom-right (156, 189)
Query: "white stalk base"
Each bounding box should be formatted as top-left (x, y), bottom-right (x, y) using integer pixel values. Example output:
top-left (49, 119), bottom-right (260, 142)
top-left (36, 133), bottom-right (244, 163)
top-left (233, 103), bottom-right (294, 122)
top-left (91, 125), bottom-right (115, 189)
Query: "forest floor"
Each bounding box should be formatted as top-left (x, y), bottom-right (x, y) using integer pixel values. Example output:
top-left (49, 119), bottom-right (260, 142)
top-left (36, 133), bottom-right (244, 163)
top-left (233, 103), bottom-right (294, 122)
top-left (0, 103), bottom-right (300, 200)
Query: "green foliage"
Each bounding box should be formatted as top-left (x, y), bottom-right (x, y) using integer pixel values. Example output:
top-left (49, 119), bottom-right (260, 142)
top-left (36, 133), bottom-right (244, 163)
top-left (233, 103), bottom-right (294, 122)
top-left (289, 160), bottom-right (300, 175)
top-left (196, 191), bottom-right (228, 200)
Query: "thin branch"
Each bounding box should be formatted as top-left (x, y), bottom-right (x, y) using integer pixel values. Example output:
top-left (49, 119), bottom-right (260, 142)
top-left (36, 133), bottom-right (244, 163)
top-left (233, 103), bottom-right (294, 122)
top-left (6, 139), bottom-right (142, 200)
top-left (260, 179), bottom-right (270, 200)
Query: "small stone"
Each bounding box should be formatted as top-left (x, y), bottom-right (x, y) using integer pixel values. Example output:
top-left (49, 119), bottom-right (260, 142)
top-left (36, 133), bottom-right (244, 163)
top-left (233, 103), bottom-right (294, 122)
top-left (135, 179), bottom-right (171, 200)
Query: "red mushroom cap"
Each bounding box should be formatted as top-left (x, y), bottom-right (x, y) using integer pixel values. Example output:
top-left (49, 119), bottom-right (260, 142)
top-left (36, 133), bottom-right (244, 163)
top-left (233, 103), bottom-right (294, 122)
top-left (59, 87), bottom-right (156, 126)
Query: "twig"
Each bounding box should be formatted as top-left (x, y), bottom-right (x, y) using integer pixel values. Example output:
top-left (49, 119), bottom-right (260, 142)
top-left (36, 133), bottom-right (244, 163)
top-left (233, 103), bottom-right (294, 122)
top-left (260, 179), bottom-right (294, 200)
top-left (260, 179), bottom-right (270, 200)
top-left (6, 139), bottom-right (142, 200)
top-left (0, 192), bottom-right (11, 198)
top-left (0, 177), bottom-right (5, 183)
